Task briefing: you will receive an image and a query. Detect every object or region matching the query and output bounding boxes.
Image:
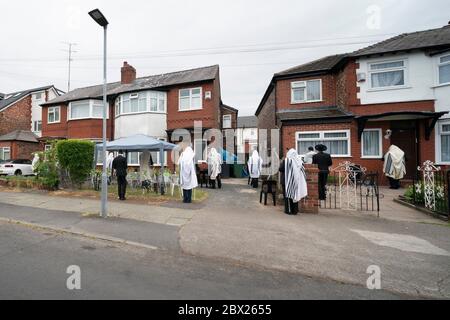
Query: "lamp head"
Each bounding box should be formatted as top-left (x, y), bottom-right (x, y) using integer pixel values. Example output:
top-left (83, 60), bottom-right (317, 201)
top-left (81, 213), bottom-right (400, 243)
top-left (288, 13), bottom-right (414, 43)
top-left (89, 9), bottom-right (108, 27)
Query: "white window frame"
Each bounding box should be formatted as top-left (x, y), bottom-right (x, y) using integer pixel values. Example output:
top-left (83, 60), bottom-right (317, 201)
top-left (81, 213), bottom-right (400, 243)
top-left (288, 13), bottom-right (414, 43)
top-left (368, 58), bottom-right (408, 91)
top-left (127, 152), bottom-right (141, 166)
top-left (33, 120), bottom-right (42, 133)
top-left (115, 91), bottom-right (166, 117)
top-left (361, 128), bottom-right (383, 159)
top-left (179, 87), bottom-right (203, 111)
top-left (437, 53), bottom-right (450, 86)
top-left (291, 79), bottom-right (322, 104)
top-left (47, 106), bottom-right (60, 124)
top-left (222, 114), bottom-right (232, 129)
top-left (68, 100), bottom-right (109, 121)
top-left (295, 129), bottom-right (351, 157)
top-left (34, 92), bottom-right (43, 101)
top-left (1, 147), bottom-right (11, 161)
top-left (194, 139), bottom-right (208, 163)
top-left (44, 145), bottom-right (52, 152)
top-left (151, 138), bottom-right (168, 166)
top-left (437, 120), bottom-right (450, 164)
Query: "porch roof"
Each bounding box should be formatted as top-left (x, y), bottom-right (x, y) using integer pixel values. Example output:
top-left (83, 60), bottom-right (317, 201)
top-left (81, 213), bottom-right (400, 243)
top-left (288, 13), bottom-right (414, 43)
top-left (355, 111), bottom-right (449, 141)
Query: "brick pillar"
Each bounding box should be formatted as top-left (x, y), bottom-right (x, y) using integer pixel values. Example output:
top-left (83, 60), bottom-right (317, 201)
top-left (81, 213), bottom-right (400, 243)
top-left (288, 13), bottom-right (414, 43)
top-left (301, 164), bottom-right (319, 214)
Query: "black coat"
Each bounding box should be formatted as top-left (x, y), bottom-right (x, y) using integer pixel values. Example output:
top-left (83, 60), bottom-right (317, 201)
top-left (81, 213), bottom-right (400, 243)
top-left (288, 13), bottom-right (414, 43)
top-left (112, 155), bottom-right (128, 176)
top-left (313, 152), bottom-right (332, 172)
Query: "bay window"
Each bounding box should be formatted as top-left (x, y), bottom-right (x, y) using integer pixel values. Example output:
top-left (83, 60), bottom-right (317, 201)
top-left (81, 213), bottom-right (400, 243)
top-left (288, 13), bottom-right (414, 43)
top-left (439, 122), bottom-right (450, 163)
top-left (47, 106), bottom-right (60, 123)
top-left (291, 79), bottom-right (322, 103)
top-left (369, 60), bottom-right (406, 89)
top-left (179, 88), bottom-right (202, 111)
top-left (69, 100), bottom-right (107, 120)
top-left (115, 91), bottom-right (166, 116)
top-left (296, 130), bottom-right (350, 157)
top-left (438, 54), bottom-right (450, 85)
top-left (361, 129), bottom-right (382, 158)
top-left (127, 152), bottom-right (140, 166)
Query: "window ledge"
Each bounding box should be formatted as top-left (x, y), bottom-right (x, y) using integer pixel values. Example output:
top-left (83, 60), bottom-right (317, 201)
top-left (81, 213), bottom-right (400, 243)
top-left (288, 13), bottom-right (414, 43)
top-left (361, 156), bottom-right (382, 159)
top-left (290, 100), bottom-right (323, 104)
top-left (68, 117), bottom-right (105, 121)
top-left (432, 83), bottom-right (450, 89)
top-left (47, 121), bottom-right (60, 124)
top-left (366, 86), bottom-right (411, 92)
top-left (115, 111), bottom-right (166, 118)
top-left (178, 108), bottom-right (203, 112)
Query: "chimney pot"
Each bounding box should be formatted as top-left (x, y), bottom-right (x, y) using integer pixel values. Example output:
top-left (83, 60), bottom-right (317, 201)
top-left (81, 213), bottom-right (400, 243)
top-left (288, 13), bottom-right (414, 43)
top-left (121, 61), bottom-right (136, 84)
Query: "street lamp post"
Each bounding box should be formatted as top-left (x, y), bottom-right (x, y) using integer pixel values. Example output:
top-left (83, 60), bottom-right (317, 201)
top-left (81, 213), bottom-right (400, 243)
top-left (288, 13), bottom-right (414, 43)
top-left (89, 9), bottom-right (109, 218)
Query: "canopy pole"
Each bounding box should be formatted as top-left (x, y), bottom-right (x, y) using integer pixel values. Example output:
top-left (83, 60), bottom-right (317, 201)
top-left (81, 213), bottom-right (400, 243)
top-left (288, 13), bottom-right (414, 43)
top-left (160, 146), bottom-right (165, 195)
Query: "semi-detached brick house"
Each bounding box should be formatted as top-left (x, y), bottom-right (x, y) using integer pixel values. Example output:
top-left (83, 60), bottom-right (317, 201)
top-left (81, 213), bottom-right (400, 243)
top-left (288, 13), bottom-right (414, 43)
top-left (0, 85), bottom-right (62, 160)
top-left (256, 24), bottom-right (450, 185)
top-left (40, 63), bottom-right (237, 168)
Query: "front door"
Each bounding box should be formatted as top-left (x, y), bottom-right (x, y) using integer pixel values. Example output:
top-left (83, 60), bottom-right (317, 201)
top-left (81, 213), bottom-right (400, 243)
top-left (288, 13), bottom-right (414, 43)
top-left (390, 121), bottom-right (418, 180)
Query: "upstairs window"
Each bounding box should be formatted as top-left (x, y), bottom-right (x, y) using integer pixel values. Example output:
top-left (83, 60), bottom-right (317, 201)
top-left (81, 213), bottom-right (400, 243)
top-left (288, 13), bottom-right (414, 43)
top-left (438, 54), bottom-right (450, 85)
top-left (34, 92), bottom-right (43, 101)
top-left (291, 79), bottom-right (322, 103)
top-left (69, 100), bottom-right (106, 120)
top-left (223, 115), bottom-right (232, 129)
top-left (48, 106), bottom-right (60, 124)
top-left (369, 60), bottom-right (406, 89)
top-left (116, 91), bottom-right (166, 116)
top-left (179, 88), bottom-right (202, 111)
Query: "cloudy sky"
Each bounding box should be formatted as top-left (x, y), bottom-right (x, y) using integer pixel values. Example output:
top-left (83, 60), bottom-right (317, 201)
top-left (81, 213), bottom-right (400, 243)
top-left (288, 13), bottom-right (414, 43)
top-left (1, 0), bottom-right (449, 115)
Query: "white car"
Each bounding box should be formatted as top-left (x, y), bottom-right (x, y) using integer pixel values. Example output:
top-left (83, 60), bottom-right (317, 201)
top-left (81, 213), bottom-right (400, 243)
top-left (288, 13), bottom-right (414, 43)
top-left (0, 159), bottom-right (35, 176)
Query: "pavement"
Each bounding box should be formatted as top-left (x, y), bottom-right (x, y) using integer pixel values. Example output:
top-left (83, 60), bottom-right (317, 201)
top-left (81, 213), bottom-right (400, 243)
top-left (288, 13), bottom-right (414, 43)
top-left (0, 180), bottom-right (449, 299)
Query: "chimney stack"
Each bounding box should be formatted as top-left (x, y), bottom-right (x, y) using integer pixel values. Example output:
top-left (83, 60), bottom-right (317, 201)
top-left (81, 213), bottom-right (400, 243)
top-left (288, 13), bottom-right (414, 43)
top-left (121, 61), bottom-right (136, 84)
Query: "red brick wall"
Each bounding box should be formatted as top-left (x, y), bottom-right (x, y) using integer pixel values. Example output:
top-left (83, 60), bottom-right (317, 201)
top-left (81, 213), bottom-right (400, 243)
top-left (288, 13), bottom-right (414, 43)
top-left (0, 141), bottom-right (39, 159)
top-left (276, 74), bottom-right (336, 110)
top-left (42, 103), bottom-right (114, 140)
top-left (0, 95), bottom-right (32, 136)
top-left (167, 81), bottom-right (220, 130)
top-left (349, 100), bottom-right (435, 116)
top-left (281, 120), bottom-right (435, 185)
top-left (220, 107), bottom-right (238, 129)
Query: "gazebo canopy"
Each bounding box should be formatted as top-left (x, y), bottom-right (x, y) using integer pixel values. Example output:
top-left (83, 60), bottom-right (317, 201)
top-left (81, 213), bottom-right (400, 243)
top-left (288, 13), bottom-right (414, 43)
top-left (96, 134), bottom-right (177, 152)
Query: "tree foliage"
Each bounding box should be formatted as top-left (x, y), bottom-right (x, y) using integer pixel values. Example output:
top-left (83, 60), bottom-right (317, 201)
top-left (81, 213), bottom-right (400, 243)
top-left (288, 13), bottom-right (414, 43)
top-left (56, 140), bottom-right (95, 187)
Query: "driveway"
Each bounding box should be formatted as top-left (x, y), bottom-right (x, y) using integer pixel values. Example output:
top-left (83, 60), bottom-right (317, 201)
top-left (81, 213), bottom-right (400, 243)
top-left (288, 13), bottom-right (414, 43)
top-left (180, 179), bottom-right (450, 298)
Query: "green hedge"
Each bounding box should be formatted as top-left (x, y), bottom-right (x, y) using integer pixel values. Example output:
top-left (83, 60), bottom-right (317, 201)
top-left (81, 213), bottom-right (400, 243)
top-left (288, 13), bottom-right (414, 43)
top-left (56, 140), bottom-right (95, 186)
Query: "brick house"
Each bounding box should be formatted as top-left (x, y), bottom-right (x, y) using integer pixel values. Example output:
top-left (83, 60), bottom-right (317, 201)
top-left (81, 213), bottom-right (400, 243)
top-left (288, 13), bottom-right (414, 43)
top-left (0, 130), bottom-right (40, 160)
top-left (236, 116), bottom-right (258, 160)
top-left (41, 63), bottom-right (235, 168)
top-left (256, 24), bottom-right (450, 184)
top-left (0, 85), bottom-right (62, 160)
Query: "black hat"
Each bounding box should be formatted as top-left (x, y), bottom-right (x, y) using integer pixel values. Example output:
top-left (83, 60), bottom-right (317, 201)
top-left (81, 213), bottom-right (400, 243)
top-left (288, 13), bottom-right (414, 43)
top-left (315, 144), bottom-right (327, 152)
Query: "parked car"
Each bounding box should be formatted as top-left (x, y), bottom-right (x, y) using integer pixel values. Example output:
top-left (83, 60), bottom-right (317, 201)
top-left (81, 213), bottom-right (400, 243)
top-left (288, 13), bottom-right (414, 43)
top-left (0, 159), bottom-right (34, 176)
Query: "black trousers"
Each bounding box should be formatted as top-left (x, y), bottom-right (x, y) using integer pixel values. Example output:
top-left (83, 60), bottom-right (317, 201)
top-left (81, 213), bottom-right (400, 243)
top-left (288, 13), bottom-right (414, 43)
top-left (318, 171), bottom-right (329, 201)
top-left (282, 186), bottom-right (298, 215)
top-left (117, 175), bottom-right (127, 200)
top-left (183, 189), bottom-right (192, 203)
top-left (388, 177), bottom-right (401, 189)
top-left (251, 178), bottom-right (259, 188)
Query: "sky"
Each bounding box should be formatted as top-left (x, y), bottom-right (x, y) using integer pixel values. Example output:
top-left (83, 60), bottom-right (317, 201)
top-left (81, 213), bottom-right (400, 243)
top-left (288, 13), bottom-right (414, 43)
top-left (0, 0), bottom-right (449, 115)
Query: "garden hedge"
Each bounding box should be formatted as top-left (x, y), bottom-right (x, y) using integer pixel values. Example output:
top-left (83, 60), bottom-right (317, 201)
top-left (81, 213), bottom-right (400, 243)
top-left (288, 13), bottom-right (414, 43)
top-left (56, 140), bottom-right (95, 186)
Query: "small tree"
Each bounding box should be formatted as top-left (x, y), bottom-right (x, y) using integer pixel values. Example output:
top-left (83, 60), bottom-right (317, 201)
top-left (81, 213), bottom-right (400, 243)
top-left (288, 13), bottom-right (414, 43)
top-left (34, 141), bottom-right (59, 190)
top-left (56, 140), bottom-right (95, 188)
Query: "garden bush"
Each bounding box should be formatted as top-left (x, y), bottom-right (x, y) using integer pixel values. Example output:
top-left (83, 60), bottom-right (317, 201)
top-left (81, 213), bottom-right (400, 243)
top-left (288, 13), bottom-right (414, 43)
top-left (34, 141), bottom-right (59, 190)
top-left (56, 140), bottom-right (95, 187)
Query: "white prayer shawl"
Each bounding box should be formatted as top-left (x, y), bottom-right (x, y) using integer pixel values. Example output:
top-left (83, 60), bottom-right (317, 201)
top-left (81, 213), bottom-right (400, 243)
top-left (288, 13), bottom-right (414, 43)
top-left (247, 150), bottom-right (263, 178)
top-left (31, 154), bottom-right (40, 173)
top-left (383, 145), bottom-right (406, 180)
top-left (178, 147), bottom-right (198, 190)
top-left (106, 152), bottom-right (115, 171)
top-left (285, 149), bottom-right (308, 203)
top-left (208, 148), bottom-right (222, 180)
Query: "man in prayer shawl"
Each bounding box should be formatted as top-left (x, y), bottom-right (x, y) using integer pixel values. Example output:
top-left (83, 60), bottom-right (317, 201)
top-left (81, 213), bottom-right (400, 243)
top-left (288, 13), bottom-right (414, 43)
top-left (207, 148), bottom-right (222, 189)
top-left (178, 146), bottom-right (198, 203)
top-left (247, 150), bottom-right (263, 188)
top-left (106, 152), bottom-right (115, 185)
top-left (383, 144), bottom-right (406, 189)
top-left (313, 144), bottom-right (332, 201)
top-left (279, 149), bottom-right (308, 215)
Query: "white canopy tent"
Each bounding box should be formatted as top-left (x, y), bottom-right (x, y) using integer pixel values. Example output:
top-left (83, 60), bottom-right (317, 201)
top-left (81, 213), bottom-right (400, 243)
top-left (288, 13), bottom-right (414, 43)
top-left (95, 134), bottom-right (178, 194)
